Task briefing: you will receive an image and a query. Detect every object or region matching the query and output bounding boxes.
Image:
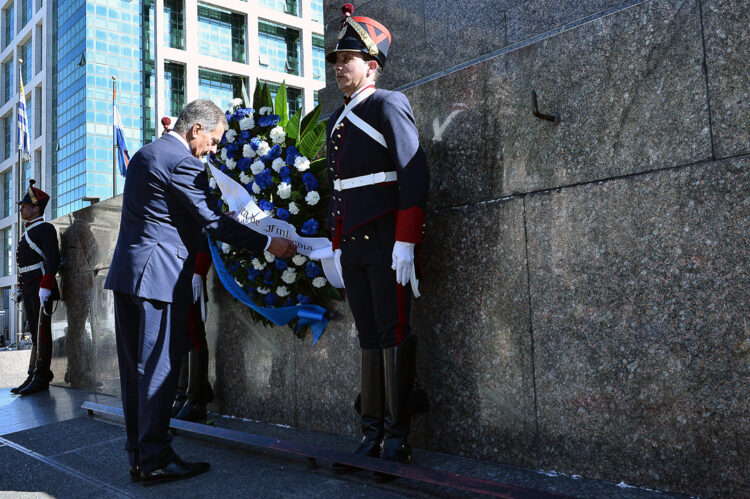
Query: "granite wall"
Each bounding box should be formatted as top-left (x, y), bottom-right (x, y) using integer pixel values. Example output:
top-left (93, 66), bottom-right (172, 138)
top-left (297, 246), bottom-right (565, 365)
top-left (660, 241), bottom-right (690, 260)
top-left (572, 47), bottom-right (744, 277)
top-left (49, 0), bottom-right (748, 497)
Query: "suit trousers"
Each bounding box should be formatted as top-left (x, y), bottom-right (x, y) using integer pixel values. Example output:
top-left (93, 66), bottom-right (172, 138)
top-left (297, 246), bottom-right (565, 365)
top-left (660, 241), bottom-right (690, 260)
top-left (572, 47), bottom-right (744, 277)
top-left (22, 280), bottom-right (53, 373)
top-left (340, 216), bottom-right (412, 349)
top-left (113, 291), bottom-right (189, 472)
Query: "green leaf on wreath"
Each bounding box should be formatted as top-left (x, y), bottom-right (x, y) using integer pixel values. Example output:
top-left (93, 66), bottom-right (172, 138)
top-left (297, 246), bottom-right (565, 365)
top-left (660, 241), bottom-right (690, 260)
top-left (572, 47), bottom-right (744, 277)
top-left (252, 78), bottom-right (262, 109)
top-left (261, 83), bottom-right (274, 110)
top-left (299, 104), bottom-right (321, 141)
top-left (241, 79), bottom-right (252, 110)
top-left (310, 157), bottom-right (327, 176)
top-left (285, 107), bottom-right (302, 142)
top-left (299, 120), bottom-right (327, 158)
top-left (274, 81), bottom-right (288, 127)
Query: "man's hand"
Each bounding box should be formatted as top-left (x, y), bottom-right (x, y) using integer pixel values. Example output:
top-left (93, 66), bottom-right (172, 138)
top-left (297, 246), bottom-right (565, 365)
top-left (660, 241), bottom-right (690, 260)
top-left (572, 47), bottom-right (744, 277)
top-left (191, 274), bottom-right (203, 303)
top-left (391, 241), bottom-right (415, 286)
top-left (39, 288), bottom-right (51, 306)
top-left (267, 237), bottom-right (296, 259)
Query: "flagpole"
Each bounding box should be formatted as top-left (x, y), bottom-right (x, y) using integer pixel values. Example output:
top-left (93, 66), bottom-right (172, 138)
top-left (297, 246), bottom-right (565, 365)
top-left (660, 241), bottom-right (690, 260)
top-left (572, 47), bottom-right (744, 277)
top-left (15, 58), bottom-right (24, 348)
top-left (112, 76), bottom-right (117, 197)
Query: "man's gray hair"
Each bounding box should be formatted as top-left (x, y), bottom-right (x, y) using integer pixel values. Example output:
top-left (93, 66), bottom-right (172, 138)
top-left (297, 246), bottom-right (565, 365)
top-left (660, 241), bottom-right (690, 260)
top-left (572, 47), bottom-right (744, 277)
top-left (173, 99), bottom-right (228, 135)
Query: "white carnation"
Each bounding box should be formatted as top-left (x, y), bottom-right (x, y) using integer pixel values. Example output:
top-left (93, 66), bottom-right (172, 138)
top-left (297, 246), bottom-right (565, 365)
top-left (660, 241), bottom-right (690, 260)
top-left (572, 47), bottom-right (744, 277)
top-left (209, 177), bottom-right (217, 190)
top-left (305, 191), bottom-right (320, 206)
top-left (312, 277), bottom-right (327, 288)
top-left (276, 286), bottom-right (290, 297)
top-left (221, 243), bottom-right (232, 254)
top-left (239, 117), bottom-right (255, 130)
top-left (221, 149), bottom-right (228, 161)
top-left (251, 182), bottom-right (261, 194)
top-left (281, 268), bottom-right (297, 284)
top-left (292, 254), bottom-right (307, 266)
top-left (257, 141), bottom-right (270, 157)
top-left (271, 157), bottom-right (285, 172)
top-left (257, 287), bottom-right (270, 295)
top-left (288, 201), bottom-right (299, 215)
top-left (225, 158), bottom-right (237, 170)
top-left (229, 97), bottom-right (243, 107)
top-left (251, 159), bottom-right (265, 175)
top-left (270, 126), bottom-right (286, 144)
top-left (277, 182), bottom-right (292, 199)
top-left (252, 258), bottom-right (266, 270)
top-left (243, 144), bottom-right (256, 158)
top-left (239, 172), bottom-right (251, 185)
top-left (294, 156), bottom-right (310, 172)
top-left (264, 250), bottom-right (275, 263)
top-left (226, 129), bottom-right (237, 143)
top-left (259, 106), bottom-right (273, 116)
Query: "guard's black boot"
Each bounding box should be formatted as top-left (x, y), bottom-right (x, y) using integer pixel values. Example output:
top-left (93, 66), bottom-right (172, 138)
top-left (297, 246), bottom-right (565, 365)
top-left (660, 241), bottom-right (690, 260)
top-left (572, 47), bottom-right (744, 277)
top-left (374, 335), bottom-right (417, 482)
top-left (332, 349), bottom-right (384, 473)
top-left (175, 349), bottom-right (211, 422)
top-left (18, 371), bottom-right (50, 396)
top-left (11, 366), bottom-right (35, 394)
top-left (171, 351), bottom-right (189, 418)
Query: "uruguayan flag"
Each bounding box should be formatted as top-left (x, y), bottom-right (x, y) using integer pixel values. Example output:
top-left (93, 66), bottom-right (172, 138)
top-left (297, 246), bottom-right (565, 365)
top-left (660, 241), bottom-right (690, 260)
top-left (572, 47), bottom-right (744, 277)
top-left (17, 76), bottom-right (30, 161)
top-left (113, 105), bottom-right (130, 176)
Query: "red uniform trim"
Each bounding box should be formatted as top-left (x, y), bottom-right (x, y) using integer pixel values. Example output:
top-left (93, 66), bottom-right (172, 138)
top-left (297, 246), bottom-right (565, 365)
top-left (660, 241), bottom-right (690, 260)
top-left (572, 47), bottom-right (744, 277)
top-left (194, 252), bottom-right (211, 278)
top-left (395, 206), bottom-right (425, 244)
top-left (39, 273), bottom-right (55, 290)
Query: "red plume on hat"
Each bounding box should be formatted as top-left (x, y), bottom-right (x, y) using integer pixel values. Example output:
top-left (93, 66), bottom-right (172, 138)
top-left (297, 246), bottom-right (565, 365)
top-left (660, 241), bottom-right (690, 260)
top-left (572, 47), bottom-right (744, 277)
top-left (161, 116), bottom-right (172, 134)
top-left (19, 179), bottom-right (50, 211)
top-left (326, 3), bottom-right (392, 67)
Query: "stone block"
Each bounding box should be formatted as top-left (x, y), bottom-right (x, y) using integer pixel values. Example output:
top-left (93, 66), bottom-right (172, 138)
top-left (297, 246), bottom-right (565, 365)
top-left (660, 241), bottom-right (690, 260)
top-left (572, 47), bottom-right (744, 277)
top-left (410, 199), bottom-right (538, 467)
top-left (526, 157), bottom-right (750, 496)
top-left (702, 0), bottom-right (750, 158)
top-left (490, 0), bottom-right (711, 195)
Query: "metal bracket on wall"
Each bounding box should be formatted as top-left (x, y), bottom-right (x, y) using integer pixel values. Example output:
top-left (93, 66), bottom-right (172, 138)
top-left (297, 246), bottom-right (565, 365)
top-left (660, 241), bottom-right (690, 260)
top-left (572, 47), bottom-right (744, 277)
top-left (531, 91), bottom-right (560, 124)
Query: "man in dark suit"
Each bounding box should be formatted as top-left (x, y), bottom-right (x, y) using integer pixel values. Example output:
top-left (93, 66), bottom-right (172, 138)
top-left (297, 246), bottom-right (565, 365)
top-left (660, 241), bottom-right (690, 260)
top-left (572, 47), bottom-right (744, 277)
top-left (105, 99), bottom-right (295, 486)
top-left (325, 4), bottom-right (430, 479)
top-left (11, 180), bottom-right (60, 396)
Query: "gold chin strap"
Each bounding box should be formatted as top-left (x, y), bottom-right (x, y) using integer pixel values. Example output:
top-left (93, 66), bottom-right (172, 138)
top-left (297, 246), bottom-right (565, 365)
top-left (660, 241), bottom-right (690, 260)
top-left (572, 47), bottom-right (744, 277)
top-left (346, 17), bottom-right (379, 57)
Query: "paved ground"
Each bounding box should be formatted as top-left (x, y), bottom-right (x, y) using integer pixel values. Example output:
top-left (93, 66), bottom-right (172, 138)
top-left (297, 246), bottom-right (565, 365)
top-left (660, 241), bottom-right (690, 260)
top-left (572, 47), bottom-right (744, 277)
top-left (0, 351), bottom-right (32, 390)
top-left (0, 387), bottom-right (690, 498)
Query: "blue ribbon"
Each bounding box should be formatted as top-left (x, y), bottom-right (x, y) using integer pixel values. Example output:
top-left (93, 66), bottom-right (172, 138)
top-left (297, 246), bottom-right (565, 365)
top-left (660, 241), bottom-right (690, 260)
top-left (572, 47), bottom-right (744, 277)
top-left (207, 236), bottom-right (329, 345)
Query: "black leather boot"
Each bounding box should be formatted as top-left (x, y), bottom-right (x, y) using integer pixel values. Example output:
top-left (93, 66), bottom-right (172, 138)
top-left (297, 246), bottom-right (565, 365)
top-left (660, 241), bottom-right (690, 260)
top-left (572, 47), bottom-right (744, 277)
top-left (171, 351), bottom-right (189, 418)
top-left (332, 349), bottom-right (384, 473)
top-left (11, 366), bottom-right (35, 394)
top-left (175, 349), bottom-right (211, 422)
top-left (19, 341), bottom-right (53, 396)
top-left (374, 335), bottom-right (417, 481)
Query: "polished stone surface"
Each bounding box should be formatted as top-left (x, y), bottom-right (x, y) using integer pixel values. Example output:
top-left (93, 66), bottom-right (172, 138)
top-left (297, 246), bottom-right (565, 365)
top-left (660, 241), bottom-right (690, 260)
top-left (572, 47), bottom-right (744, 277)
top-left (410, 199), bottom-right (538, 468)
top-left (701, 0), bottom-right (750, 158)
top-left (526, 157), bottom-right (750, 497)
top-left (490, 0), bottom-right (711, 195)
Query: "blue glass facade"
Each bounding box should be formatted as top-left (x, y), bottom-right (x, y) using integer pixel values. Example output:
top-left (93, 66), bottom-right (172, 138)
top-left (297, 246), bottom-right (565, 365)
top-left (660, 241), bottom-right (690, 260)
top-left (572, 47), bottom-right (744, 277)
top-left (197, 5), bottom-right (246, 63)
top-left (52, 0), bottom-right (146, 217)
top-left (198, 69), bottom-right (244, 111)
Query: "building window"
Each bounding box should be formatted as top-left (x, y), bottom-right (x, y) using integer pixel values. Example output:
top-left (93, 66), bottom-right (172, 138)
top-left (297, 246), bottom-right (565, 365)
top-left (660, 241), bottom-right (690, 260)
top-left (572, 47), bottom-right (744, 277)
top-left (2, 169), bottom-right (11, 218)
top-left (258, 21), bottom-right (300, 76)
top-left (259, 0), bottom-right (299, 17)
top-left (2, 114), bottom-right (10, 160)
top-left (21, 0), bottom-right (33, 27)
top-left (312, 34), bottom-right (324, 81)
top-left (198, 69), bottom-right (243, 111)
top-left (1, 228), bottom-right (10, 277)
top-left (164, 62), bottom-right (185, 117)
top-left (25, 96), bottom-right (32, 143)
top-left (21, 40), bottom-right (32, 84)
top-left (163, 0), bottom-right (184, 50)
top-left (2, 4), bottom-right (13, 48)
top-left (2, 59), bottom-right (12, 103)
top-left (262, 81), bottom-right (302, 115)
top-left (197, 5), bottom-right (245, 63)
top-left (314, 90), bottom-right (319, 107)
top-left (310, 0), bottom-right (323, 22)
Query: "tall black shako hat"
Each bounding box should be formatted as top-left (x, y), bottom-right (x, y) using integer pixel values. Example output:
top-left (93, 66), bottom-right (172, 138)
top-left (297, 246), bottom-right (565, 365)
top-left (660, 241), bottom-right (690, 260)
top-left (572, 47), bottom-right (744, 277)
top-left (18, 179), bottom-right (50, 212)
top-left (326, 3), bottom-right (392, 67)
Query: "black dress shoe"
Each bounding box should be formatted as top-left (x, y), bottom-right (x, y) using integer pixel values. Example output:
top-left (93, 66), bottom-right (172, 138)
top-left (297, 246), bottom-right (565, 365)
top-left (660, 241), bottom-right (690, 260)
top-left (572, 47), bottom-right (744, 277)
top-left (129, 466), bottom-right (140, 483)
top-left (175, 400), bottom-right (208, 422)
top-left (18, 375), bottom-right (50, 396)
top-left (140, 457), bottom-right (210, 487)
top-left (10, 374), bottom-right (33, 394)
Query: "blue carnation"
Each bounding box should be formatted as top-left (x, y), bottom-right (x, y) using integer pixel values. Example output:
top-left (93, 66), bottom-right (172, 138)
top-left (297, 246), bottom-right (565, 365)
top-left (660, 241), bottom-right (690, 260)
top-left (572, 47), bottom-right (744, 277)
top-left (237, 158), bottom-right (252, 171)
top-left (297, 294), bottom-right (312, 305)
top-left (263, 144), bottom-right (282, 162)
top-left (302, 172), bottom-right (319, 191)
top-left (239, 130), bottom-right (252, 143)
top-left (286, 146), bottom-right (301, 166)
top-left (279, 166), bottom-right (291, 177)
top-left (220, 164), bottom-right (228, 172)
top-left (284, 297), bottom-right (296, 307)
top-left (254, 169), bottom-right (273, 189)
top-left (300, 219), bottom-right (319, 236)
top-left (258, 114), bottom-right (280, 127)
top-left (250, 136), bottom-right (261, 151)
top-left (217, 198), bottom-right (224, 208)
top-left (264, 269), bottom-right (273, 285)
top-left (264, 293), bottom-right (278, 306)
top-left (236, 107), bottom-right (254, 118)
top-left (282, 176), bottom-right (292, 184)
top-left (227, 261), bottom-right (240, 273)
top-left (276, 208), bottom-right (290, 221)
top-left (259, 199), bottom-right (274, 212)
top-left (247, 268), bottom-right (260, 280)
top-left (305, 261), bottom-right (322, 278)
top-left (275, 259), bottom-right (288, 271)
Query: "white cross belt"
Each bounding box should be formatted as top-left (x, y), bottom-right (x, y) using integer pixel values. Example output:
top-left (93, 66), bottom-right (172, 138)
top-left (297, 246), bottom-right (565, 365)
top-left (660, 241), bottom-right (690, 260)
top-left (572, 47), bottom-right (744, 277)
top-left (333, 171), bottom-right (397, 192)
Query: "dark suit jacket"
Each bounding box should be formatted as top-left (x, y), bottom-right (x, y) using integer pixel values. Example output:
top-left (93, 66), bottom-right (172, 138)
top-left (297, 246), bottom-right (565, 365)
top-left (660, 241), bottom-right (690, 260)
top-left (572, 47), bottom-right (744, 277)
top-left (105, 134), bottom-right (267, 303)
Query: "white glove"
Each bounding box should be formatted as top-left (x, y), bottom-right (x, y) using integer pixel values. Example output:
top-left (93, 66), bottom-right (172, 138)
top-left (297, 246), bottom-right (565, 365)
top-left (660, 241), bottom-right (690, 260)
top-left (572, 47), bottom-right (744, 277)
top-left (391, 241), bottom-right (415, 286)
top-left (309, 247), bottom-right (334, 261)
top-left (333, 248), bottom-right (342, 282)
top-left (191, 274), bottom-right (203, 303)
top-left (39, 288), bottom-right (51, 305)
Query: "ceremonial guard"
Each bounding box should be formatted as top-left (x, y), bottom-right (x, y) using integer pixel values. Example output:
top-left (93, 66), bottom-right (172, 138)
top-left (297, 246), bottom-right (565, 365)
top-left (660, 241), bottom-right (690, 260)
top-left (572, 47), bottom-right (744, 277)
top-left (171, 245), bottom-right (214, 422)
top-left (11, 180), bottom-right (61, 396)
top-left (325, 4), bottom-right (430, 477)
